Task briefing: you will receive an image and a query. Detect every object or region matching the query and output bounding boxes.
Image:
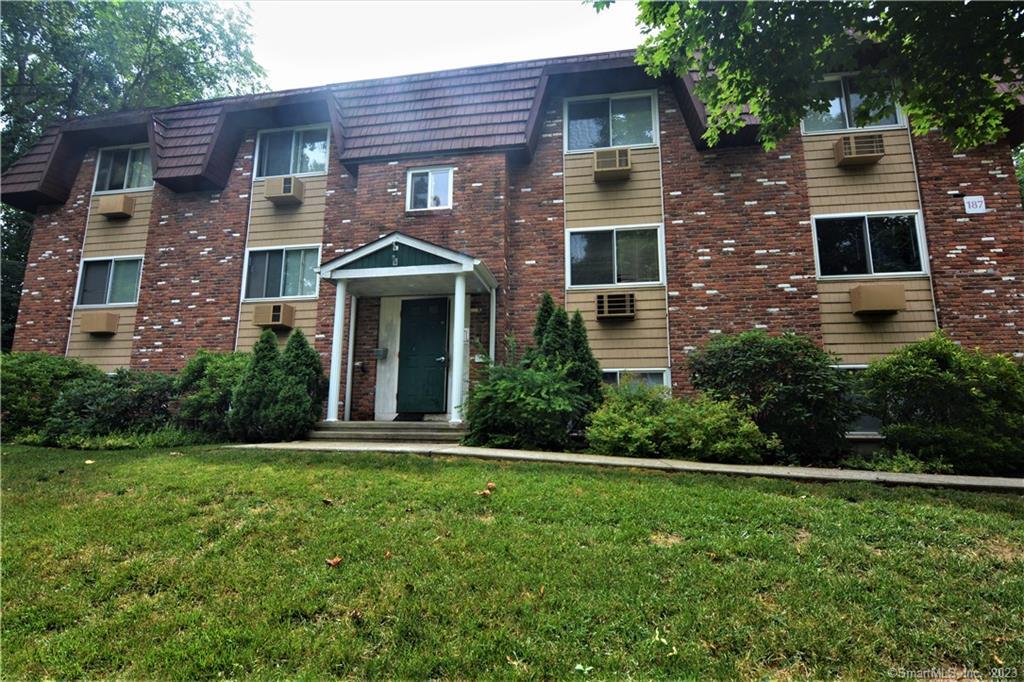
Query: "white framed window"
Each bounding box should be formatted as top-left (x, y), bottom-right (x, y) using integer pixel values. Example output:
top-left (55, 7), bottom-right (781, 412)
top-left (813, 211), bottom-right (926, 279)
top-left (406, 167), bottom-right (454, 211)
top-left (242, 245), bottom-right (320, 300)
top-left (255, 125), bottom-right (329, 179)
top-left (93, 144), bottom-right (153, 194)
top-left (76, 256), bottom-right (143, 307)
top-left (565, 224), bottom-right (664, 288)
top-left (801, 75), bottom-right (902, 135)
top-left (564, 91), bottom-right (659, 153)
top-left (602, 369), bottom-right (669, 387)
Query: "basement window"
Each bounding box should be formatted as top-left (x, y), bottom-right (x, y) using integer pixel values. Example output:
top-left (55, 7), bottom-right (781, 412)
top-left (244, 246), bottom-right (319, 299)
top-left (94, 145), bottom-right (153, 193)
top-left (601, 369), bottom-right (668, 387)
top-left (256, 126), bottom-right (329, 178)
top-left (77, 257), bottom-right (142, 306)
top-left (568, 226), bottom-right (662, 287)
top-left (406, 168), bottom-right (453, 210)
top-left (814, 212), bottom-right (924, 277)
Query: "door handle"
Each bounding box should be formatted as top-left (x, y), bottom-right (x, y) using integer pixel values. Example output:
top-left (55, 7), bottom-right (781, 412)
top-left (435, 355), bottom-right (447, 363)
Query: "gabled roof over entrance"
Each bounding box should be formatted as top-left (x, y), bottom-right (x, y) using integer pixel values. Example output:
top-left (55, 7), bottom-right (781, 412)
top-left (318, 232), bottom-right (497, 297)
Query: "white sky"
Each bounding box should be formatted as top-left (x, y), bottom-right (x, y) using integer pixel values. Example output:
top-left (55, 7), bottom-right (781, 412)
top-left (246, 0), bottom-right (645, 91)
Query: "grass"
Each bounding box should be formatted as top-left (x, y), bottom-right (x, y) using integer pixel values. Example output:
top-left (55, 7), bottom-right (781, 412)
top-left (2, 445), bottom-right (1022, 679)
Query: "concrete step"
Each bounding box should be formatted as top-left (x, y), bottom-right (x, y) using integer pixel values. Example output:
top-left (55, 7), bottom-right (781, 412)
top-left (308, 429), bottom-right (464, 443)
top-left (315, 420), bottom-right (463, 431)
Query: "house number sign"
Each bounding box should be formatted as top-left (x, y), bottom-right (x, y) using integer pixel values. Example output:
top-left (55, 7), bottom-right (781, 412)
top-left (963, 195), bottom-right (987, 214)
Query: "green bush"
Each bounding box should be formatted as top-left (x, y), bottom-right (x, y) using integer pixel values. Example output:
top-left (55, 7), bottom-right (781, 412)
top-left (43, 369), bottom-right (176, 444)
top-left (229, 330), bottom-right (313, 442)
top-left (48, 426), bottom-right (209, 451)
top-left (567, 310), bottom-right (604, 415)
top-left (840, 448), bottom-right (954, 475)
top-left (587, 381), bottom-right (778, 463)
top-left (176, 350), bottom-right (249, 439)
top-left (860, 332), bottom-right (1024, 476)
top-left (463, 357), bottom-right (583, 451)
top-left (283, 329), bottom-right (327, 422)
top-left (689, 331), bottom-right (853, 464)
top-left (0, 352), bottom-right (104, 440)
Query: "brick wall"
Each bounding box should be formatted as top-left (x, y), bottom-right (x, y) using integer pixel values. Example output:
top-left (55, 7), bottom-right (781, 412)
top-left (913, 134), bottom-right (1024, 357)
top-left (11, 152), bottom-right (96, 354)
top-left (658, 88), bottom-right (821, 391)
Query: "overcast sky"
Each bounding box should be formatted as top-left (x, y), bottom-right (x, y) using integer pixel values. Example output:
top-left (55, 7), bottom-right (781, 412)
top-left (247, 0), bottom-right (645, 91)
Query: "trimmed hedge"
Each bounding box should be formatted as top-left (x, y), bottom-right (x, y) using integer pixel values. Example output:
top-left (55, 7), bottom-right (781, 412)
top-left (176, 350), bottom-right (250, 438)
top-left (0, 352), bottom-right (104, 440)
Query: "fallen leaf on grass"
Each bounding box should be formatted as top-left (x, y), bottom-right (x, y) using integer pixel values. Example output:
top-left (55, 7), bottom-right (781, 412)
top-left (322, 498), bottom-right (334, 506)
top-left (486, 481), bottom-right (496, 490)
top-left (994, 654), bottom-right (1004, 665)
top-left (476, 489), bottom-right (492, 497)
top-left (84, 460), bottom-right (95, 465)
top-left (384, 550), bottom-right (392, 560)
top-left (325, 556), bottom-right (343, 568)
top-left (168, 451), bottom-right (184, 457)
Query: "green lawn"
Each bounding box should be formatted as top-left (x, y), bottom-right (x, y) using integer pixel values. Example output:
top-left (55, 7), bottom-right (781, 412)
top-left (2, 445), bottom-right (1021, 679)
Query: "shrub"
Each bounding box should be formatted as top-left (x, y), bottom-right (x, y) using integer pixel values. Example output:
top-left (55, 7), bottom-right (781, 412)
top-left (175, 350), bottom-right (250, 439)
top-left (229, 330), bottom-right (313, 442)
top-left (43, 369), bottom-right (176, 444)
top-left (568, 310), bottom-right (604, 414)
top-left (587, 381), bottom-right (778, 463)
top-left (533, 292), bottom-right (556, 347)
top-left (282, 329), bottom-right (327, 422)
top-left (860, 332), bottom-right (1024, 476)
top-left (689, 331), bottom-right (853, 464)
top-left (0, 352), bottom-right (104, 440)
top-left (50, 426), bottom-right (209, 451)
top-left (463, 357), bottom-right (582, 451)
top-left (840, 448), bottom-right (954, 475)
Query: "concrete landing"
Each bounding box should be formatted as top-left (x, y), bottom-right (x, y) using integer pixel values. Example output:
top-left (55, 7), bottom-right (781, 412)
top-left (235, 441), bottom-right (1024, 493)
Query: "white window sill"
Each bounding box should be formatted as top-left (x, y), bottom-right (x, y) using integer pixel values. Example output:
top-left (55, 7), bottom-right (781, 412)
top-left (566, 281), bottom-right (665, 291)
top-left (816, 272), bottom-right (928, 282)
top-left (74, 302), bottom-right (139, 309)
top-left (406, 206), bottom-right (453, 213)
top-left (800, 123), bottom-right (907, 138)
top-left (255, 171), bottom-right (327, 181)
top-left (564, 143), bottom-right (659, 156)
top-left (92, 186), bottom-right (154, 197)
top-left (242, 295), bottom-right (319, 303)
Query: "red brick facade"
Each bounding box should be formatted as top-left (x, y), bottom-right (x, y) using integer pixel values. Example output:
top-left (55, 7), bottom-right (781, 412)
top-left (11, 70), bottom-right (1024, 417)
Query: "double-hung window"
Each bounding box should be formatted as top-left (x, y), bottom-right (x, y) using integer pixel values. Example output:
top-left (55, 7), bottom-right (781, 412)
top-left (814, 213), bottom-right (924, 277)
top-left (802, 76), bottom-right (899, 133)
top-left (94, 145), bottom-right (153, 193)
top-left (256, 127), bottom-right (329, 178)
top-left (565, 93), bottom-right (657, 152)
top-left (244, 247), bottom-right (319, 299)
top-left (568, 226), bottom-right (661, 287)
top-left (77, 258), bottom-right (142, 306)
top-left (407, 168), bottom-right (453, 210)
top-left (602, 369), bottom-right (668, 387)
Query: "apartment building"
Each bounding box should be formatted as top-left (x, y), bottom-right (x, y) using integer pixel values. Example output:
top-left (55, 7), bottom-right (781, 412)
top-left (3, 50), bottom-right (1022, 423)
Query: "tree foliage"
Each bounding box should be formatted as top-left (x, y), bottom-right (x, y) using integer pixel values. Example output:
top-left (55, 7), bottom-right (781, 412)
top-left (0, 0), bottom-right (266, 350)
top-left (602, 1), bottom-right (1024, 151)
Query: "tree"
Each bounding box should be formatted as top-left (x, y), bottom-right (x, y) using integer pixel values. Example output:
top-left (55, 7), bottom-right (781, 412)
top-left (0, 1), bottom-right (266, 351)
top-left (568, 310), bottom-right (604, 413)
top-left (532, 292), bottom-right (556, 347)
top-left (282, 329), bottom-right (327, 422)
top-left (600, 1), bottom-right (1023, 151)
top-left (229, 330), bottom-right (314, 443)
top-left (539, 306), bottom-right (572, 364)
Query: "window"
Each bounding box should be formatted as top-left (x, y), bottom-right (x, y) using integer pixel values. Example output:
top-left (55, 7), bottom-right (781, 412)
top-left (94, 146), bottom-right (153, 192)
top-left (77, 258), bottom-right (142, 305)
top-left (602, 370), bottom-right (668, 387)
top-left (256, 127), bottom-right (328, 178)
top-left (814, 213), bottom-right (923, 277)
top-left (802, 76), bottom-right (899, 133)
top-left (568, 227), bottom-right (661, 286)
top-left (406, 168), bottom-right (453, 210)
top-left (244, 247), bottom-right (319, 299)
top-left (566, 93), bottom-right (657, 151)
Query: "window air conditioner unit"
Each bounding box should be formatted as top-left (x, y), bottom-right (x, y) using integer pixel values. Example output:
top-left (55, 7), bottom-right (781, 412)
top-left (596, 292), bottom-right (636, 320)
top-left (264, 176), bottom-right (305, 205)
top-left (253, 303), bottom-right (295, 329)
top-left (96, 194), bottom-right (135, 219)
top-left (833, 134), bottom-right (886, 167)
top-left (80, 311), bottom-right (119, 335)
top-left (593, 148), bottom-right (632, 181)
top-left (849, 283), bottom-right (905, 315)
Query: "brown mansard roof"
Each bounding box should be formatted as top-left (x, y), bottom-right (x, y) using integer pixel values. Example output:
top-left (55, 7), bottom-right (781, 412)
top-left (0, 49), bottom-right (731, 211)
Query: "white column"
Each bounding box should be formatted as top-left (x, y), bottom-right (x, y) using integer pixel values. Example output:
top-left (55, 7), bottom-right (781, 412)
top-left (488, 286), bottom-right (497, 361)
top-left (449, 272), bottom-right (468, 423)
top-left (326, 280), bottom-right (347, 421)
top-left (343, 296), bottom-right (357, 422)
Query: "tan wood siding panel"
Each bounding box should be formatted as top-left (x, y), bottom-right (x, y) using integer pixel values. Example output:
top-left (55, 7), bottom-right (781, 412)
top-left (236, 299), bottom-right (318, 351)
top-left (818, 277), bottom-right (936, 363)
top-left (66, 306), bottom-right (137, 371)
top-left (565, 287), bottom-right (668, 369)
top-left (802, 129), bottom-right (920, 213)
top-left (564, 148), bottom-right (663, 228)
top-left (83, 191), bottom-right (152, 257)
top-left (247, 176), bottom-right (327, 248)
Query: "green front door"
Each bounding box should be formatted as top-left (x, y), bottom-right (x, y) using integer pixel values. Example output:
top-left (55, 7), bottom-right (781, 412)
top-left (397, 297), bottom-right (449, 413)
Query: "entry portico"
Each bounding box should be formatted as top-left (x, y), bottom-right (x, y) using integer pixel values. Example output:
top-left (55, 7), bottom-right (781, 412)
top-left (318, 232), bottom-right (498, 424)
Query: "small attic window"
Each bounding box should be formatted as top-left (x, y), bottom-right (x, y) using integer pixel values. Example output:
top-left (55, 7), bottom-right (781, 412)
top-left (94, 145), bottom-right (153, 193)
top-left (256, 126), bottom-right (329, 178)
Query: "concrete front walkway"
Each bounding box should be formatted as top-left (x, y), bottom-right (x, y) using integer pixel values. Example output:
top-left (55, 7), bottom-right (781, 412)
top-left (239, 441), bottom-right (1023, 493)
